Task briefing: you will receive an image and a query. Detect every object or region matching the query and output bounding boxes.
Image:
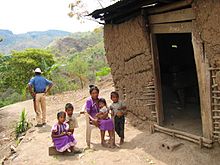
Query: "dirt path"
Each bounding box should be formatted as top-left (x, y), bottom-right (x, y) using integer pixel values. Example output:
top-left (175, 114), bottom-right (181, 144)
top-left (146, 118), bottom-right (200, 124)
top-left (1, 77), bottom-right (220, 165)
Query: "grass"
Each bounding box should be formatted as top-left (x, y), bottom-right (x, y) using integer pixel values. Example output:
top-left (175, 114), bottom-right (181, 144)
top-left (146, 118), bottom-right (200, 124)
top-left (15, 109), bottom-right (30, 138)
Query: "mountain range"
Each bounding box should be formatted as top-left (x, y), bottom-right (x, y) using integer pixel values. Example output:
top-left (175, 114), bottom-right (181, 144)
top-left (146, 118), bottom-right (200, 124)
top-left (0, 29), bottom-right (103, 56)
top-left (0, 29), bottom-right (71, 54)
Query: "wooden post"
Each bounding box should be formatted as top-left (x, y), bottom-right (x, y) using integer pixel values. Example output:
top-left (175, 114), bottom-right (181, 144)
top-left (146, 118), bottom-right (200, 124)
top-left (208, 68), bottom-right (220, 142)
top-left (154, 124), bottom-right (213, 148)
top-left (48, 146), bottom-right (82, 156)
top-left (192, 34), bottom-right (213, 140)
top-left (149, 33), bottom-right (164, 125)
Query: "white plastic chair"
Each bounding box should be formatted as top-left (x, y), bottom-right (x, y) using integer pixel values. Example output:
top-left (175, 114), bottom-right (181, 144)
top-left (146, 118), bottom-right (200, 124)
top-left (82, 104), bottom-right (98, 148)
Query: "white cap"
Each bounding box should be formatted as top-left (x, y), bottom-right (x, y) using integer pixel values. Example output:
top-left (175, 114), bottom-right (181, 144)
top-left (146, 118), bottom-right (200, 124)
top-left (34, 68), bottom-right (42, 73)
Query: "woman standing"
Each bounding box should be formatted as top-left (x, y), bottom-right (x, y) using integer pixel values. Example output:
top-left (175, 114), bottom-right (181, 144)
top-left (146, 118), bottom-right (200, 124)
top-left (85, 85), bottom-right (114, 147)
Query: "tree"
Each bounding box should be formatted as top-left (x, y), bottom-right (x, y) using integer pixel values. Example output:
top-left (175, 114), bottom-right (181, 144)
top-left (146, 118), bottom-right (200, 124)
top-left (67, 40), bottom-right (107, 82)
top-left (68, 0), bottom-right (118, 23)
top-left (3, 48), bottom-right (55, 94)
top-left (66, 57), bottom-right (88, 89)
top-left (0, 54), bottom-right (11, 92)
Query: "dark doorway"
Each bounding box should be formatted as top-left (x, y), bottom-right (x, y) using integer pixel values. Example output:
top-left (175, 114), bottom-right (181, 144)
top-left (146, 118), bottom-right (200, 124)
top-left (156, 33), bottom-right (202, 135)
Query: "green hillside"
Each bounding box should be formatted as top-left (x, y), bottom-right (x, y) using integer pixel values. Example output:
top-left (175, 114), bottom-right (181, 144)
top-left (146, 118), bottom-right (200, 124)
top-left (48, 28), bottom-right (103, 57)
top-left (0, 28), bottom-right (109, 108)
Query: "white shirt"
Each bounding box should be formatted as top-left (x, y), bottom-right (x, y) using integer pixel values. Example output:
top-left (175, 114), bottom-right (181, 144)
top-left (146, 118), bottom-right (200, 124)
top-left (65, 112), bottom-right (80, 130)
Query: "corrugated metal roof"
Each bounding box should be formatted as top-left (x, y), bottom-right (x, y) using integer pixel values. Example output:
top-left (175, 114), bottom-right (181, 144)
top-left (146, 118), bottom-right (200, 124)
top-left (89, 0), bottom-right (182, 24)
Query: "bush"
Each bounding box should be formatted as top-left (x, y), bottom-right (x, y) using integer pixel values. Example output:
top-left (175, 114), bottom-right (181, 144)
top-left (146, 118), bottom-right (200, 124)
top-left (15, 109), bottom-right (30, 138)
top-left (0, 88), bottom-right (24, 108)
top-left (96, 67), bottom-right (111, 77)
top-left (50, 73), bottom-right (78, 94)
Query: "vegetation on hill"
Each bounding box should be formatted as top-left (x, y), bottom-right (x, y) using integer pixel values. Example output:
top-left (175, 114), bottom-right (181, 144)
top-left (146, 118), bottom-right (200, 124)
top-left (49, 29), bottom-right (107, 94)
top-left (0, 49), bottom-right (55, 107)
top-left (0, 28), bottom-right (110, 108)
top-left (48, 28), bottom-right (103, 57)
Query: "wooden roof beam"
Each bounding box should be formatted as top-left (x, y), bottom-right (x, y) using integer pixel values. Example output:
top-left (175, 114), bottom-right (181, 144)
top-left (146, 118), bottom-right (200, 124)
top-left (147, 0), bottom-right (194, 14)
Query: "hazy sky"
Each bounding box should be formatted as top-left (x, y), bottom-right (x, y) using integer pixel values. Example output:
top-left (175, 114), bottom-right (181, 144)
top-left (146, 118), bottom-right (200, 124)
top-left (0, 0), bottom-right (108, 34)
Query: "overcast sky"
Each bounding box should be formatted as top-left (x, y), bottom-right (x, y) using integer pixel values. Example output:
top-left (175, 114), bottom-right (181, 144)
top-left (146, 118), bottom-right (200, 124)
top-left (0, 0), bottom-right (110, 34)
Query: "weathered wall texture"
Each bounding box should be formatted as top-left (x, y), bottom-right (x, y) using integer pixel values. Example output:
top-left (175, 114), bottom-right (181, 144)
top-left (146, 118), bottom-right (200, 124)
top-left (192, 0), bottom-right (220, 67)
top-left (104, 16), bottom-right (153, 120)
top-left (191, 0), bottom-right (220, 138)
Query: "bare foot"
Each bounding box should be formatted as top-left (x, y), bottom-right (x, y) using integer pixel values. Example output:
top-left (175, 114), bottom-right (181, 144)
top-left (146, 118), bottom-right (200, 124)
top-left (120, 138), bottom-right (124, 145)
top-left (108, 144), bottom-right (116, 149)
top-left (108, 139), bottom-right (115, 149)
top-left (101, 142), bottom-right (108, 148)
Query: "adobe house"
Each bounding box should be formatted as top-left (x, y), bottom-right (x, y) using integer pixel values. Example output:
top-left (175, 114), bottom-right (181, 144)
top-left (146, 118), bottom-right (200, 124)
top-left (90, 0), bottom-right (220, 148)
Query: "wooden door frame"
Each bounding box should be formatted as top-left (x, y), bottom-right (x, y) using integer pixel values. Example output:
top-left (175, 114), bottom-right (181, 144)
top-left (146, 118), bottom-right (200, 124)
top-left (147, 2), bottom-right (212, 140)
top-left (149, 29), bottom-right (212, 139)
top-left (191, 35), bottom-right (213, 139)
top-left (148, 7), bottom-right (195, 126)
top-left (150, 33), bottom-right (164, 125)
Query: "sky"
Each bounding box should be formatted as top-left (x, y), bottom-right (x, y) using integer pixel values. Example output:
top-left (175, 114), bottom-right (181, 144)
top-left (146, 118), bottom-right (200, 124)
top-left (0, 0), bottom-right (109, 34)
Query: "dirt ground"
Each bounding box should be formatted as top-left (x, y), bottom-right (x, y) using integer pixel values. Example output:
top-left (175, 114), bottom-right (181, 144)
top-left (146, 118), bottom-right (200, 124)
top-left (1, 76), bottom-right (220, 165)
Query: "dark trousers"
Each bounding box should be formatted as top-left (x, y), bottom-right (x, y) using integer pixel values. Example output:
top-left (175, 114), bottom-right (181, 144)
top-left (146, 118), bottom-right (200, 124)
top-left (114, 115), bottom-right (125, 138)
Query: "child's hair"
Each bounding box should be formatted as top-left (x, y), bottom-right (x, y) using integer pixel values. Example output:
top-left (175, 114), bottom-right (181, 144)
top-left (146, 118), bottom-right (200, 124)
top-left (110, 91), bottom-right (119, 98)
top-left (98, 98), bottom-right (107, 106)
top-left (65, 103), bottom-right (74, 110)
top-left (57, 111), bottom-right (66, 119)
top-left (89, 85), bottom-right (99, 94)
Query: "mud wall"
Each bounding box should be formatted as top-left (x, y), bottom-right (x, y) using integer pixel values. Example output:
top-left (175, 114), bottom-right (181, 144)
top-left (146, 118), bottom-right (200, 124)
top-left (104, 16), bottom-right (153, 120)
top-left (192, 0), bottom-right (220, 67)
top-left (189, 0), bottom-right (220, 138)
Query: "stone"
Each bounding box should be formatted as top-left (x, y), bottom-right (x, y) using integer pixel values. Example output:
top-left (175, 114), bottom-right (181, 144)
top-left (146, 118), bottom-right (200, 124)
top-left (18, 136), bottom-right (25, 141)
top-left (10, 145), bottom-right (16, 154)
top-left (9, 154), bottom-right (18, 160)
top-left (1, 156), bottom-right (8, 165)
top-left (28, 128), bottom-right (36, 133)
top-left (2, 138), bottom-right (10, 141)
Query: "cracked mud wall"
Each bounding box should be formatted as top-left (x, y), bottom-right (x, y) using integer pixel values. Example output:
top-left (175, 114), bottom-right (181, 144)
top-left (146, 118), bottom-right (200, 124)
top-left (189, 0), bottom-right (220, 138)
top-left (103, 1), bottom-right (220, 121)
top-left (104, 16), bottom-right (153, 121)
top-left (192, 0), bottom-right (220, 67)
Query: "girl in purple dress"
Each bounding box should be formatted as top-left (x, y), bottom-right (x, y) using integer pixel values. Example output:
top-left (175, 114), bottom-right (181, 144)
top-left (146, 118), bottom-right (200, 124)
top-left (85, 85), bottom-right (114, 147)
top-left (51, 111), bottom-right (77, 152)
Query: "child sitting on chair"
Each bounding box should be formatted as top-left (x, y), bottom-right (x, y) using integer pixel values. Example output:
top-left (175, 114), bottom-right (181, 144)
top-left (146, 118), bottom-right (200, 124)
top-left (96, 98), bottom-right (115, 148)
top-left (96, 98), bottom-right (110, 120)
top-left (51, 111), bottom-right (77, 152)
